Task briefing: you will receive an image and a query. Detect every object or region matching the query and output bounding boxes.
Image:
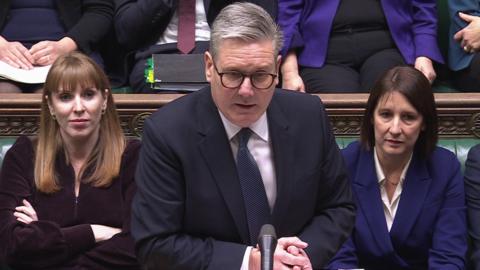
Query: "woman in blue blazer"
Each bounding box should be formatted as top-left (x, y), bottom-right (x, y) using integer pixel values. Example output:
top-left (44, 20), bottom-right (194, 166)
top-left (465, 144), bottom-right (480, 268)
top-left (278, 0), bottom-right (443, 93)
top-left (448, 0), bottom-right (480, 91)
top-left (329, 66), bottom-right (467, 269)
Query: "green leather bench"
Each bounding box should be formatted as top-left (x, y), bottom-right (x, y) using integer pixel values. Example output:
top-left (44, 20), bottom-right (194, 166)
top-left (0, 138), bottom-right (17, 167)
top-left (336, 137), bottom-right (480, 172)
top-left (0, 137), bottom-right (478, 171)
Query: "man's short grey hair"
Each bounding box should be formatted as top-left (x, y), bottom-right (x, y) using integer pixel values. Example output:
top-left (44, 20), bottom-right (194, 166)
top-left (209, 2), bottom-right (284, 60)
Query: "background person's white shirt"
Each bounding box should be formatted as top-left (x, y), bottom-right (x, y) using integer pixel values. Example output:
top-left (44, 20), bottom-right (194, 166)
top-left (157, 0), bottom-right (211, 45)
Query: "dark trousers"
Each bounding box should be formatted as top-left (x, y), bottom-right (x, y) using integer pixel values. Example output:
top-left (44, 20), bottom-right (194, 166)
top-left (453, 53), bottom-right (480, 91)
top-left (301, 30), bottom-right (405, 93)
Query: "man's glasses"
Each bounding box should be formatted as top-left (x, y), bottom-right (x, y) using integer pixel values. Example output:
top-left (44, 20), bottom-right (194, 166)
top-left (213, 64), bottom-right (277, 90)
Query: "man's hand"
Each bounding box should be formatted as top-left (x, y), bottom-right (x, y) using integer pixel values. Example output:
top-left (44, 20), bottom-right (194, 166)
top-left (414, 56), bottom-right (436, 83)
top-left (454, 12), bottom-right (480, 53)
top-left (14, 199), bottom-right (38, 224)
top-left (30, 37), bottom-right (77, 66)
top-left (0, 36), bottom-right (34, 69)
top-left (249, 237), bottom-right (312, 269)
top-left (277, 237), bottom-right (312, 270)
top-left (286, 245), bottom-right (313, 270)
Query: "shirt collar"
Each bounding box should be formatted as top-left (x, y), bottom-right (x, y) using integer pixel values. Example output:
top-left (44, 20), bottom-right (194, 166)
top-left (374, 147), bottom-right (413, 185)
top-left (218, 111), bottom-right (269, 142)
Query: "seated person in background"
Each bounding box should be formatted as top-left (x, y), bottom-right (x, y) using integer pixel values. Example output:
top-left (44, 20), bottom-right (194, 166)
top-left (464, 144), bottom-right (480, 268)
top-left (328, 66), bottom-right (467, 269)
top-left (131, 3), bottom-right (355, 269)
top-left (0, 52), bottom-right (140, 269)
top-left (0, 0), bottom-right (114, 93)
top-left (278, 0), bottom-right (443, 93)
top-left (448, 0), bottom-right (480, 91)
top-left (114, 0), bottom-right (277, 93)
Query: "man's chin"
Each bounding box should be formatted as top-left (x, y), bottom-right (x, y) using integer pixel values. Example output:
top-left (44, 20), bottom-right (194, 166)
top-left (230, 115), bottom-right (260, 128)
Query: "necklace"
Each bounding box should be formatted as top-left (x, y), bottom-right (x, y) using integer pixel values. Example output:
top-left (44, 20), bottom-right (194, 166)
top-left (386, 179), bottom-right (399, 186)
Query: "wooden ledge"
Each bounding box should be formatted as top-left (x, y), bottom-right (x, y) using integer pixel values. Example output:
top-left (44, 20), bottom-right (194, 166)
top-left (0, 93), bottom-right (478, 138)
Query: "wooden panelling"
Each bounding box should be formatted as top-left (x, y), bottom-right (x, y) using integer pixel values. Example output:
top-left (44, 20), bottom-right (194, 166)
top-left (0, 93), bottom-right (478, 138)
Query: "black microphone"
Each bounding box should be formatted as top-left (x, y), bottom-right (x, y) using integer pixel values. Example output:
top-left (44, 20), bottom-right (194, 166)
top-left (258, 224), bottom-right (277, 270)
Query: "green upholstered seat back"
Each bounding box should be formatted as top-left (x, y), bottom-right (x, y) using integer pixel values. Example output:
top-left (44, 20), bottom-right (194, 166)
top-left (0, 138), bottom-right (17, 168)
top-left (0, 137), bottom-right (478, 172)
top-left (336, 137), bottom-right (480, 172)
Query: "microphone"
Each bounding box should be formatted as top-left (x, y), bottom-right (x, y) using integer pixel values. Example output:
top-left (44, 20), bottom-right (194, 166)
top-left (258, 224), bottom-right (277, 270)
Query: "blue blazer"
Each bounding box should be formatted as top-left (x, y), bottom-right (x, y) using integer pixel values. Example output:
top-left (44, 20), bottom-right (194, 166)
top-left (329, 141), bottom-right (467, 269)
top-left (464, 144), bottom-right (480, 268)
top-left (278, 0), bottom-right (444, 68)
top-left (448, 0), bottom-right (480, 71)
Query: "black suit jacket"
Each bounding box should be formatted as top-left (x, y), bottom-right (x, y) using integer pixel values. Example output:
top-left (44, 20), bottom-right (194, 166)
top-left (132, 87), bottom-right (355, 269)
top-left (0, 0), bottom-right (114, 54)
top-left (114, 0), bottom-right (277, 53)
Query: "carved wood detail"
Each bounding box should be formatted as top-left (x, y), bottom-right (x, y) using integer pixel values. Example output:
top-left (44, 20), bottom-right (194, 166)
top-left (0, 93), bottom-right (478, 138)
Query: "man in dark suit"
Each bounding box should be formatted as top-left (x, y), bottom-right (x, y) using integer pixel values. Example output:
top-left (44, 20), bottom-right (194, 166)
top-left (114, 0), bottom-right (277, 93)
top-left (131, 3), bottom-right (355, 269)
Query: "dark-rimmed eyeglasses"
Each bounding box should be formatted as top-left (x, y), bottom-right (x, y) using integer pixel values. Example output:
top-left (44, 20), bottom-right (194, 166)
top-left (213, 63), bottom-right (277, 90)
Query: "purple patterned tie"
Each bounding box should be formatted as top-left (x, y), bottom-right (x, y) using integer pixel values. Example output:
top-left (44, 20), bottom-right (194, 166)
top-left (177, 0), bottom-right (196, 54)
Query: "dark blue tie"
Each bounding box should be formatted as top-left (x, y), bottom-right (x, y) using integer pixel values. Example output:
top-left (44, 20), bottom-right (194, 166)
top-left (236, 128), bottom-right (271, 245)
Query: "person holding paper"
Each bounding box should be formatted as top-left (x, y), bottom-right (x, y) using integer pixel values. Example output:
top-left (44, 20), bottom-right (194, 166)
top-left (0, 0), bottom-right (114, 93)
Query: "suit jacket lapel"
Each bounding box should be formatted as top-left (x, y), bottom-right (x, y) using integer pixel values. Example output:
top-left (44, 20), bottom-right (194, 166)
top-left (389, 154), bottom-right (431, 248)
top-left (353, 150), bottom-right (395, 254)
top-left (204, 0), bottom-right (211, 12)
top-left (267, 96), bottom-right (295, 232)
top-left (196, 89), bottom-right (250, 243)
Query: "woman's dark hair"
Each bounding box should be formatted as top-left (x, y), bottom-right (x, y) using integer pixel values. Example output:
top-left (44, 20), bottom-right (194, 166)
top-left (360, 66), bottom-right (438, 158)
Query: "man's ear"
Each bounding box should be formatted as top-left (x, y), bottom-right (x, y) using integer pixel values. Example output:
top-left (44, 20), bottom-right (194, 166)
top-left (205, 51), bottom-right (214, 83)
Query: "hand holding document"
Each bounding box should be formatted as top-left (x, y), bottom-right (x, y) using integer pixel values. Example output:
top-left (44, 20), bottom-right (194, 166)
top-left (0, 61), bottom-right (51, 84)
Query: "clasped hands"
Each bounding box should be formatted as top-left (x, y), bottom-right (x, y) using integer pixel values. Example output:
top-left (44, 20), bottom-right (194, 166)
top-left (0, 36), bottom-right (77, 70)
top-left (454, 12), bottom-right (480, 54)
top-left (249, 237), bottom-right (313, 270)
top-left (14, 199), bottom-right (121, 243)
